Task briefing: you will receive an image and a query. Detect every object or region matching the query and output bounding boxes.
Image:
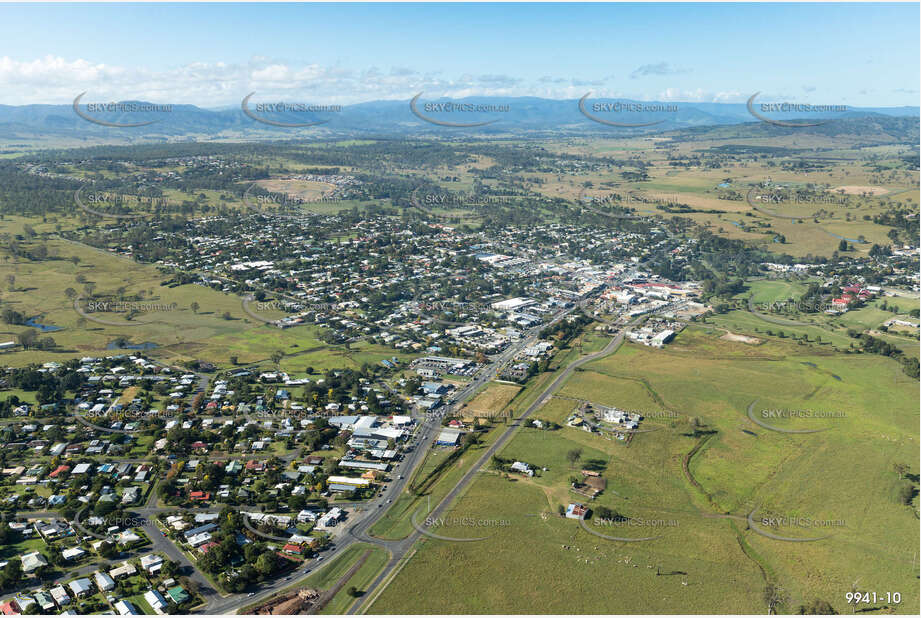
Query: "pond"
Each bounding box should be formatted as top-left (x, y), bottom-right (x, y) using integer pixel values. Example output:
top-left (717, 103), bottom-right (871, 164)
top-left (25, 316), bottom-right (63, 332)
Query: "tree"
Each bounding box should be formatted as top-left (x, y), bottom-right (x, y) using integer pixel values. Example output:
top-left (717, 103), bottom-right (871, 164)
top-left (838, 239), bottom-right (848, 252)
top-left (18, 329), bottom-right (38, 349)
top-left (254, 552), bottom-right (275, 576)
top-left (763, 583), bottom-right (788, 614)
top-left (797, 599), bottom-right (837, 614)
top-left (190, 301), bottom-right (200, 314)
top-left (270, 350), bottom-right (284, 366)
top-left (897, 483), bottom-right (915, 506)
top-left (565, 448), bottom-right (582, 469)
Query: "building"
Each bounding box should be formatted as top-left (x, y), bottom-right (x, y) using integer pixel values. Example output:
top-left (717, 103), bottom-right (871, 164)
top-left (166, 586), bottom-right (189, 605)
top-left (140, 554), bottom-right (164, 574)
top-left (94, 571), bottom-right (116, 592)
top-left (650, 329), bottom-right (675, 348)
top-left (62, 546), bottom-right (86, 562)
top-left (109, 562), bottom-right (137, 579)
top-left (317, 507), bottom-right (344, 529)
top-left (491, 297), bottom-right (536, 312)
top-left (144, 590), bottom-right (168, 614)
top-left (49, 586), bottom-right (70, 607)
top-left (32, 592), bottom-right (54, 613)
top-left (510, 461), bottom-right (533, 476)
top-left (326, 476), bottom-right (371, 492)
top-left (20, 552), bottom-right (47, 573)
top-left (338, 460), bottom-right (389, 472)
top-left (501, 362), bottom-right (530, 382)
top-left (114, 600), bottom-right (140, 615)
top-left (565, 503), bottom-right (588, 520)
top-left (68, 578), bottom-right (93, 598)
top-left (436, 429), bottom-right (462, 446)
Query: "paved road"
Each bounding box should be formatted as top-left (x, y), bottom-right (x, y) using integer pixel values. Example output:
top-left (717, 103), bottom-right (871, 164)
top-left (9, 301), bottom-right (591, 614)
top-left (347, 316), bottom-right (640, 614)
top-left (199, 304), bottom-right (582, 614)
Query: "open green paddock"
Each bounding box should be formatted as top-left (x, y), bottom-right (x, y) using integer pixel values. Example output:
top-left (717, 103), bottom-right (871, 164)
top-left (372, 325), bottom-right (918, 614)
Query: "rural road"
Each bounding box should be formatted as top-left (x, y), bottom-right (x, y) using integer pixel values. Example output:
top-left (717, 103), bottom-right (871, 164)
top-left (347, 315), bottom-right (639, 614)
top-left (201, 302), bottom-right (584, 613)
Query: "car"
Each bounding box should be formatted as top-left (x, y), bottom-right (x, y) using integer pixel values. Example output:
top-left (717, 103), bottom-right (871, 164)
top-left (317, 556), bottom-right (324, 561)
top-left (247, 592), bottom-right (255, 598)
top-left (387, 498), bottom-right (392, 503)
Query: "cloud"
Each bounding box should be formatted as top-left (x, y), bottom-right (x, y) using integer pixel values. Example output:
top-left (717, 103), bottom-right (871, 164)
top-left (477, 74), bottom-right (522, 86)
top-left (630, 62), bottom-right (690, 79)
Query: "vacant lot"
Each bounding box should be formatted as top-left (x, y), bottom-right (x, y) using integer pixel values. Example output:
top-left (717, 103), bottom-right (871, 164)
top-left (464, 382), bottom-right (522, 417)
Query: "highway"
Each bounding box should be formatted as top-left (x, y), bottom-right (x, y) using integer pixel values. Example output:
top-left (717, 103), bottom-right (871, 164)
top-left (201, 302), bottom-right (582, 613)
top-left (347, 315), bottom-right (638, 614)
top-left (10, 295), bottom-right (637, 615)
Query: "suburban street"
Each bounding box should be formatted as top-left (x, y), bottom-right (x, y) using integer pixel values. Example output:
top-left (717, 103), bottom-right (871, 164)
top-left (199, 302), bottom-right (584, 613)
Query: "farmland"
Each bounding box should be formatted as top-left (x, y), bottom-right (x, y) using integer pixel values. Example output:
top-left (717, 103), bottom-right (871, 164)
top-left (371, 327), bottom-right (919, 614)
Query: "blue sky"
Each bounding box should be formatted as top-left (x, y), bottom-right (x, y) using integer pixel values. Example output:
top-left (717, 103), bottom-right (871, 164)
top-left (1, 2), bottom-right (918, 106)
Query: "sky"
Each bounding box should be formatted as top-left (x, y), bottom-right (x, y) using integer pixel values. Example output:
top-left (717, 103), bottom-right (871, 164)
top-left (0, 2), bottom-right (918, 107)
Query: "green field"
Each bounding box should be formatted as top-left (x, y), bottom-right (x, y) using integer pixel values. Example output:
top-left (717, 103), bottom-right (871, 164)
top-left (371, 326), bottom-right (919, 614)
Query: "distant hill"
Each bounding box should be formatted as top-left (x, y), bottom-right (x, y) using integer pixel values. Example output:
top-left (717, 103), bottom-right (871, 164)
top-left (0, 96), bottom-right (917, 145)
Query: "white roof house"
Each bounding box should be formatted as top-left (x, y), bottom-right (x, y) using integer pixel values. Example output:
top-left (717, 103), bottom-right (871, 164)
top-left (50, 586), bottom-right (70, 605)
top-left (94, 570), bottom-right (116, 592)
top-left (144, 590), bottom-right (168, 614)
top-left (62, 546), bottom-right (86, 561)
top-left (140, 553), bottom-right (164, 573)
top-left (21, 551), bottom-right (48, 573)
top-left (68, 577), bottom-right (93, 597)
top-left (115, 600), bottom-right (140, 615)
